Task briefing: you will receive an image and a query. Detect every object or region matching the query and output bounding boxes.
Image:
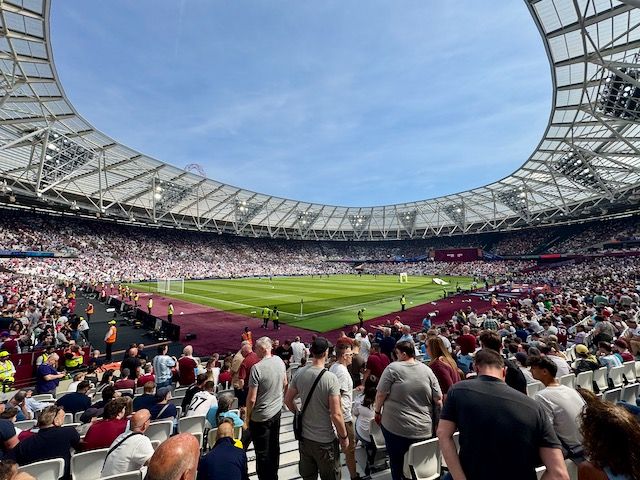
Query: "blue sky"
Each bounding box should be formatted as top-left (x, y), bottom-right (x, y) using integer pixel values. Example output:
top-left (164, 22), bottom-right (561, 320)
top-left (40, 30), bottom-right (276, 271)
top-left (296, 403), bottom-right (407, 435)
top-left (51, 1), bottom-right (551, 207)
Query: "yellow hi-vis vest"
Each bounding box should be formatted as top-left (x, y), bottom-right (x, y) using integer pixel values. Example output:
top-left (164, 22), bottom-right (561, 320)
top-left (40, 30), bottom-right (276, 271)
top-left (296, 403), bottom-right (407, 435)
top-left (0, 360), bottom-right (15, 381)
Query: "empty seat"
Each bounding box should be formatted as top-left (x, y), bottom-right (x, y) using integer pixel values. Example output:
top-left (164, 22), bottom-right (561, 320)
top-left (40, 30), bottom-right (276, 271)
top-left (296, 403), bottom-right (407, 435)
top-left (115, 388), bottom-right (134, 397)
top-left (179, 415), bottom-right (206, 446)
top-left (32, 394), bottom-right (54, 401)
top-left (174, 387), bottom-right (188, 396)
top-left (635, 361), bottom-right (640, 379)
top-left (608, 365), bottom-right (626, 389)
top-left (14, 419), bottom-right (36, 430)
top-left (403, 437), bottom-right (440, 480)
top-left (70, 448), bottom-right (109, 480)
top-left (593, 367), bottom-right (608, 393)
top-left (558, 374), bottom-right (576, 389)
top-left (368, 419), bottom-right (389, 471)
top-left (622, 361), bottom-right (637, 383)
top-left (575, 371), bottom-right (594, 392)
top-left (18, 458), bottom-right (64, 480)
top-left (64, 413), bottom-right (74, 425)
top-left (100, 471), bottom-right (143, 480)
top-left (602, 388), bottom-right (621, 403)
top-left (169, 396), bottom-right (185, 408)
top-left (145, 420), bottom-right (173, 443)
top-left (621, 383), bottom-right (640, 404)
top-left (526, 381), bottom-right (543, 398)
top-left (74, 411), bottom-right (84, 423)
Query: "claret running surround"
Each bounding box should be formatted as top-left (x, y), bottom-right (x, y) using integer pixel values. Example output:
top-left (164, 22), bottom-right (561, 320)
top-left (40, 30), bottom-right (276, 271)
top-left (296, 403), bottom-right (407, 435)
top-left (0, 0), bottom-right (640, 240)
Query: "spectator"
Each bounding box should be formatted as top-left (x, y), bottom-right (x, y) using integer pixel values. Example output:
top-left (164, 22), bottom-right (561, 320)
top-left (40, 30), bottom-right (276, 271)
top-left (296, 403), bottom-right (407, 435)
top-left (577, 388), bottom-right (640, 480)
top-left (182, 373), bottom-right (208, 412)
top-left (437, 349), bottom-right (568, 480)
top-left (245, 336), bottom-right (287, 480)
top-left (133, 381), bottom-right (157, 412)
top-left (612, 338), bottom-right (634, 363)
top-left (137, 363), bottom-right (155, 387)
top-left (374, 340), bottom-right (442, 480)
top-left (113, 369), bottom-right (136, 390)
top-left (198, 420), bottom-right (249, 480)
top-left (35, 353), bottom-right (65, 395)
top-left (353, 375), bottom-right (378, 476)
top-left (146, 433), bottom-right (200, 480)
top-left (178, 345), bottom-right (198, 387)
top-left (572, 345), bottom-right (599, 374)
top-left (284, 337), bottom-right (349, 480)
top-left (456, 325), bottom-right (477, 356)
top-left (363, 343), bottom-right (389, 386)
top-left (82, 397), bottom-right (129, 451)
top-left (120, 346), bottom-right (141, 379)
top-left (152, 344), bottom-right (176, 389)
top-left (149, 387), bottom-right (178, 421)
top-left (597, 342), bottom-right (622, 374)
top-left (101, 409), bottom-right (155, 477)
top-left (55, 380), bottom-right (92, 415)
top-left (348, 340), bottom-right (365, 389)
top-left (14, 405), bottom-right (79, 478)
top-left (427, 336), bottom-right (461, 398)
top-left (186, 381), bottom-right (217, 418)
top-left (478, 330), bottom-right (527, 394)
top-left (237, 343), bottom-right (259, 408)
top-left (0, 405), bottom-right (18, 460)
top-left (528, 356), bottom-right (585, 457)
top-left (290, 336), bottom-right (306, 365)
top-left (379, 328), bottom-right (396, 361)
top-left (207, 393), bottom-right (244, 432)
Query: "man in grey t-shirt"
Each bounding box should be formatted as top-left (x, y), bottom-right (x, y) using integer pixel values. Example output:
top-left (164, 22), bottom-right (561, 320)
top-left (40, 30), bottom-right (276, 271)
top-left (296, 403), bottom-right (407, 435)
top-left (285, 337), bottom-right (348, 480)
top-left (247, 336), bottom-right (287, 480)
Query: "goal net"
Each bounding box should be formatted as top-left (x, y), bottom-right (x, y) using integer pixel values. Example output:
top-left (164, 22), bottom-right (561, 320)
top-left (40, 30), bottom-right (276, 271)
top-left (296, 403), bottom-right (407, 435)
top-left (399, 272), bottom-right (408, 283)
top-left (156, 278), bottom-right (185, 295)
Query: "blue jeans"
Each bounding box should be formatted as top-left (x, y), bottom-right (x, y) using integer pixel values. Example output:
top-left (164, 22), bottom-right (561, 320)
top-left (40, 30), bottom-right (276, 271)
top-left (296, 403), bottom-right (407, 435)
top-left (381, 424), bottom-right (430, 480)
top-left (156, 378), bottom-right (172, 389)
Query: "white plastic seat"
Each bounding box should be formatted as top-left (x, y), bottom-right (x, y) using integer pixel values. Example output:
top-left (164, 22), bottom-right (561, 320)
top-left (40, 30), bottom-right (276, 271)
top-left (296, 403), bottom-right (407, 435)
top-left (368, 419), bottom-right (389, 471)
top-left (100, 471), bottom-right (143, 480)
top-left (558, 374), bottom-right (576, 389)
top-left (565, 347), bottom-right (576, 362)
top-left (593, 367), bottom-right (608, 392)
top-left (536, 466), bottom-right (546, 479)
top-left (403, 438), bottom-right (440, 480)
top-left (151, 440), bottom-right (161, 450)
top-left (526, 381), bottom-right (543, 398)
top-left (635, 361), bottom-right (640, 379)
top-left (145, 419), bottom-right (173, 443)
top-left (14, 419), bottom-right (36, 430)
top-left (18, 458), bottom-right (64, 480)
top-left (174, 387), bottom-right (188, 396)
top-left (63, 413), bottom-right (74, 425)
top-left (179, 414), bottom-right (206, 446)
top-left (622, 361), bottom-right (637, 383)
top-left (115, 388), bottom-right (134, 396)
top-left (621, 383), bottom-right (639, 404)
top-left (32, 394), bottom-right (54, 401)
top-left (70, 448), bottom-right (109, 480)
top-left (575, 371), bottom-right (593, 392)
top-left (602, 388), bottom-right (621, 403)
top-left (207, 427), bottom-right (218, 449)
top-left (565, 458), bottom-right (578, 480)
top-left (74, 411), bottom-right (84, 423)
top-left (55, 392), bottom-right (69, 400)
top-left (608, 365), bottom-right (626, 389)
top-left (169, 396), bottom-right (185, 408)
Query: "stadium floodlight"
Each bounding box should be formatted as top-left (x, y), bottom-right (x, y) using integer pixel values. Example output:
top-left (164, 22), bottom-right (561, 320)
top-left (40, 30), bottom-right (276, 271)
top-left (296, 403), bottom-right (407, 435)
top-left (397, 210), bottom-right (417, 232)
top-left (443, 204), bottom-right (465, 230)
top-left (597, 54), bottom-right (640, 120)
top-left (37, 130), bottom-right (95, 188)
top-left (296, 210), bottom-right (320, 237)
top-left (234, 199), bottom-right (263, 228)
top-left (498, 189), bottom-right (529, 219)
top-left (553, 150), bottom-right (608, 192)
top-left (152, 179), bottom-right (194, 214)
top-left (348, 214), bottom-right (371, 236)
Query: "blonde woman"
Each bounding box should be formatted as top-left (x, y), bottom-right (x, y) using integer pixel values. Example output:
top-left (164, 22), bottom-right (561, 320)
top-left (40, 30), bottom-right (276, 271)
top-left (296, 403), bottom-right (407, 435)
top-left (427, 336), bottom-right (461, 398)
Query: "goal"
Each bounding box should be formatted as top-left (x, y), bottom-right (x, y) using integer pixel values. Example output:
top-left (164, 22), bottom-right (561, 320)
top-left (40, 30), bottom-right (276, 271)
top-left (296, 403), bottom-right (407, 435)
top-left (156, 278), bottom-right (185, 295)
top-left (399, 272), bottom-right (408, 283)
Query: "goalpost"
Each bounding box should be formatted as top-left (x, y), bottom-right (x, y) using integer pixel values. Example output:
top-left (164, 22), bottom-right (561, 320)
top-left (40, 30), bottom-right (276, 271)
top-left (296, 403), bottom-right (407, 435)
top-left (156, 278), bottom-right (185, 295)
top-left (399, 272), bottom-right (408, 283)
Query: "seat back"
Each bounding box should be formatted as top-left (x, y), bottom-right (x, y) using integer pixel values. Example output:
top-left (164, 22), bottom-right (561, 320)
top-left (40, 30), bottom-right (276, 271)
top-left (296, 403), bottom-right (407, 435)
top-left (565, 458), bottom-right (578, 480)
top-left (207, 427), bottom-right (218, 449)
top-left (18, 458), bottom-right (64, 480)
top-left (593, 367), bottom-right (608, 392)
top-left (536, 466), bottom-right (546, 479)
top-left (115, 388), bottom-right (134, 397)
top-left (100, 471), bottom-right (143, 480)
top-left (526, 381), bottom-right (543, 398)
top-left (558, 374), bottom-right (576, 389)
top-left (575, 371), bottom-right (593, 392)
top-left (32, 394), bottom-right (54, 401)
top-left (14, 419), bottom-right (36, 430)
top-left (621, 383), bottom-right (639, 404)
top-left (602, 388), bottom-right (621, 403)
top-left (403, 438), bottom-right (440, 480)
top-left (609, 365), bottom-right (625, 388)
top-left (369, 419), bottom-right (387, 450)
top-left (622, 362), bottom-right (637, 383)
top-left (145, 420), bottom-right (173, 443)
top-left (63, 413), bottom-right (74, 425)
top-left (635, 361), bottom-right (640, 379)
top-left (70, 448), bottom-right (109, 480)
top-left (179, 415), bottom-right (206, 435)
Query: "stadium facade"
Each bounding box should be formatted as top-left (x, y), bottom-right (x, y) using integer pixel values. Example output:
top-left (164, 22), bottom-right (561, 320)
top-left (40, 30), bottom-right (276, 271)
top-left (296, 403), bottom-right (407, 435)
top-left (0, 0), bottom-right (639, 240)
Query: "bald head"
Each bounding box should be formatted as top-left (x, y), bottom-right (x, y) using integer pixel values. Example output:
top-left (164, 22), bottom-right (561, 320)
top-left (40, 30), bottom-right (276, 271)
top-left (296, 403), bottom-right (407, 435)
top-left (216, 420), bottom-right (235, 440)
top-left (130, 409), bottom-right (151, 433)
top-left (146, 433), bottom-right (200, 480)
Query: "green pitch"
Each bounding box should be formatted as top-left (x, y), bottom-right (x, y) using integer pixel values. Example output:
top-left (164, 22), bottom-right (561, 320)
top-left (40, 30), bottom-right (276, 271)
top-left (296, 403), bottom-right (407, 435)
top-left (135, 274), bottom-right (473, 332)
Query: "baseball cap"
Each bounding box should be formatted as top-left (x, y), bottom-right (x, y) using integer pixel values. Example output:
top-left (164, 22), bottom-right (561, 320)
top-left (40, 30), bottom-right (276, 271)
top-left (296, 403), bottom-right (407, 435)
top-left (0, 351), bottom-right (8, 358)
top-left (575, 344), bottom-right (589, 355)
top-left (155, 386), bottom-right (172, 400)
top-left (309, 337), bottom-right (332, 356)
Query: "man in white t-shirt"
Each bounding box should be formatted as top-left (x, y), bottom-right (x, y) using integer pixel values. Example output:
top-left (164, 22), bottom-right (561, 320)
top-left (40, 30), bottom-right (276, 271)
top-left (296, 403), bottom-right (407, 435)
top-left (290, 337), bottom-right (306, 364)
top-left (329, 341), bottom-right (357, 480)
top-left (101, 409), bottom-right (155, 477)
top-left (186, 380), bottom-right (217, 417)
top-left (529, 356), bottom-right (585, 455)
top-left (356, 329), bottom-right (371, 361)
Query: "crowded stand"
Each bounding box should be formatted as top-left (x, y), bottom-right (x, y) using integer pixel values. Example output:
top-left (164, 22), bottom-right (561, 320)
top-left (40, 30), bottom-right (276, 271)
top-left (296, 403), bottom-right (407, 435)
top-left (0, 208), bottom-right (640, 479)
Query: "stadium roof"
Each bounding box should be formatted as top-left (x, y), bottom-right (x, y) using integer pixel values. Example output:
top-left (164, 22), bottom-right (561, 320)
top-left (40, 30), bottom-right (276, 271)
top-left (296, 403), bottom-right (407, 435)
top-left (0, 0), bottom-right (640, 240)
